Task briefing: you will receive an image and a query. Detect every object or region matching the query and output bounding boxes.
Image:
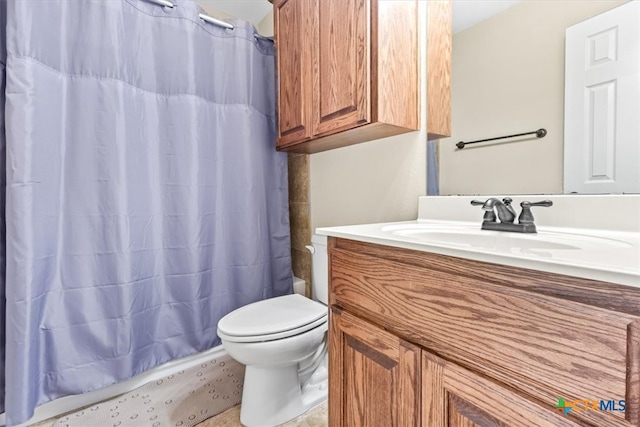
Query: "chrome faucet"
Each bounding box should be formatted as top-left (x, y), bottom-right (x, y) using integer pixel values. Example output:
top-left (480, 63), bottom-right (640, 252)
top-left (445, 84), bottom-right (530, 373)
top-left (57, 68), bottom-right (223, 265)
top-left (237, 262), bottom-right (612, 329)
top-left (471, 198), bottom-right (553, 233)
top-left (479, 197), bottom-right (517, 223)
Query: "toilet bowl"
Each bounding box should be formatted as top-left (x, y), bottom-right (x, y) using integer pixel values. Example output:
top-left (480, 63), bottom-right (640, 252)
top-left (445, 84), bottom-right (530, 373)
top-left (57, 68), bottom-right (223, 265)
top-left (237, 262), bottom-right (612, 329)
top-left (217, 235), bottom-right (329, 427)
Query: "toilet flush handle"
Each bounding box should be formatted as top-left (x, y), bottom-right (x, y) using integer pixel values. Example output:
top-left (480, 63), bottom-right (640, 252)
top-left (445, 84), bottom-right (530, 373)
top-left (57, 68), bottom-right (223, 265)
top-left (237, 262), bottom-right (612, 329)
top-left (305, 245), bottom-right (315, 254)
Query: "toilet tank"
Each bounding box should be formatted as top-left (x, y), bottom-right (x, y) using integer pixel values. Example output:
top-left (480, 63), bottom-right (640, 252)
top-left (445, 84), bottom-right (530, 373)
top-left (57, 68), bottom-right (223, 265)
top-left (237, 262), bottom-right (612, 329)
top-left (308, 234), bottom-right (328, 305)
top-left (292, 276), bottom-right (306, 296)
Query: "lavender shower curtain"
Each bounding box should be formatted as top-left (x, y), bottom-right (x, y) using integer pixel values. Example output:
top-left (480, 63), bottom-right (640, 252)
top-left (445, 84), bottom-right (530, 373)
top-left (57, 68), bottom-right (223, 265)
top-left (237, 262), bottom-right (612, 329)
top-left (0, 1), bottom-right (292, 424)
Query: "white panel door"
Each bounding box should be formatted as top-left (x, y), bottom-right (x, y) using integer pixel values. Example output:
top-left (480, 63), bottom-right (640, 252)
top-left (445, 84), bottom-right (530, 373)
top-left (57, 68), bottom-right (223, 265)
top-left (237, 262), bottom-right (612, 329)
top-left (564, 0), bottom-right (640, 193)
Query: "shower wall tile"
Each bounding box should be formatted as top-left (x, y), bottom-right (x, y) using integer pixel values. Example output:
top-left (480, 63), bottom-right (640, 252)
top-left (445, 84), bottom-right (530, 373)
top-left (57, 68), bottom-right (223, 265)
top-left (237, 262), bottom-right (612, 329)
top-left (288, 153), bottom-right (311, 298)
top-left (288, 154), bottom-right (309, 204)
top-left (289, 202), bottom-right (310, 251)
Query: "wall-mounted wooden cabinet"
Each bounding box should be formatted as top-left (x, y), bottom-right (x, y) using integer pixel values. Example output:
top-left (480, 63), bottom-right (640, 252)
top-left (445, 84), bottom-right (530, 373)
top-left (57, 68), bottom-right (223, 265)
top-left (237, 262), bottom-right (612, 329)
top-left (273, 0), bottom-right (451, 154)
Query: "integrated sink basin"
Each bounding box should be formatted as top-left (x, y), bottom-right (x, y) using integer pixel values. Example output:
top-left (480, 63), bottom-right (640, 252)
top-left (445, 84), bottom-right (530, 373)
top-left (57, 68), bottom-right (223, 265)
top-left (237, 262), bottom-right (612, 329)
top-left (380, 223), bottom-right (633, 252)
top-left (316, 195), bottom-right (640, 287)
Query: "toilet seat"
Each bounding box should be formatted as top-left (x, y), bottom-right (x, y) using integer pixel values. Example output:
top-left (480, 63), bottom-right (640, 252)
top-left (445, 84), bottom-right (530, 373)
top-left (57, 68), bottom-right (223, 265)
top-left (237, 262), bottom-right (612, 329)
top-left (218, 294), bottom-right (327, 343)
top-left (218, 315), bottom-right (327, 343)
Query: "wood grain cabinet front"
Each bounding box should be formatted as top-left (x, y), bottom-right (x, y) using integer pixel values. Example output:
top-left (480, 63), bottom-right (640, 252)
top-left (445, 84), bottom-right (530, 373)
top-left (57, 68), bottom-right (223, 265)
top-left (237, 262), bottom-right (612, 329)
top-left (273, 0), bottom-right (451, 153)
top-left (272, 0), bottom-right (314, 146)
top-left (329, 307), bottom-right (421, 427)
top-left (423, 351), bottom-right (581, 427)
top-left (328, 237), bottom-right (640, 427)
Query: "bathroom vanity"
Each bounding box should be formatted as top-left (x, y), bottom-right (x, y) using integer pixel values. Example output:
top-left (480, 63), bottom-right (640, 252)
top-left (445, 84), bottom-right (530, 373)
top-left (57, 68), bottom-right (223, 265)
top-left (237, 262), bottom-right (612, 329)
top-left (318, 196), bottom-right (640, 426)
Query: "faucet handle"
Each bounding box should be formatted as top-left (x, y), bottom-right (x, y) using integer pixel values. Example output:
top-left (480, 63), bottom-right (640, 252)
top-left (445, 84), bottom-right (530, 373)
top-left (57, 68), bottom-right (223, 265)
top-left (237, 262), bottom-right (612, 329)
top-left (523, 200), bottom-right (553, 208)
top-left (471, 199), bottom-right (496, 222)
top-left (518, 200), bottom-right (553, 225)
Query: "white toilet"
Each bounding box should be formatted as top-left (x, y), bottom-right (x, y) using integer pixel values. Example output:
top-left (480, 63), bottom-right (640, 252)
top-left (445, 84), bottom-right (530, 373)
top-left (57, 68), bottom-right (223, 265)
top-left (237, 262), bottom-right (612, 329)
top-left (217, 235), bottom-right (329, 427)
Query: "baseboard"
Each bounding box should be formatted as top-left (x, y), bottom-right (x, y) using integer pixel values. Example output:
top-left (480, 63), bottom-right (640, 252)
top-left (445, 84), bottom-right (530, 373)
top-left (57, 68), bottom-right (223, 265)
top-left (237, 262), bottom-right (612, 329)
top-left (2, 345), bottom-right (227, 427)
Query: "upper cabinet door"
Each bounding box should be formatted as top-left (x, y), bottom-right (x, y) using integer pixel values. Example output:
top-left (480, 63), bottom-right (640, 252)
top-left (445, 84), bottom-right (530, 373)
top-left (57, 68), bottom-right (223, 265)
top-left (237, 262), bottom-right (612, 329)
top-left (274, 0), bottom-right (314, 148)
top-left (312, 0), bottom-right (370, 137)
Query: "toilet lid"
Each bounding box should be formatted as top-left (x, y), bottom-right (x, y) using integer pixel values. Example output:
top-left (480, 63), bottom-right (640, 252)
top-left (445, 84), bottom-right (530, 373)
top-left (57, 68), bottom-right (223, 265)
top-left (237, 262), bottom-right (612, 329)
top-left (217, 294), bottom-right (327, 339)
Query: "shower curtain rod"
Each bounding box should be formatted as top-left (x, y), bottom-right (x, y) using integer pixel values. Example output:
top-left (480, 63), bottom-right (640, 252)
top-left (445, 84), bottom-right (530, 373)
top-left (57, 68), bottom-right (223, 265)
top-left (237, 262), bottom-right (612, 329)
top-left (198, 12), bottom-right (234, 30)
top-left (146, 0), bottom-right (235, 30)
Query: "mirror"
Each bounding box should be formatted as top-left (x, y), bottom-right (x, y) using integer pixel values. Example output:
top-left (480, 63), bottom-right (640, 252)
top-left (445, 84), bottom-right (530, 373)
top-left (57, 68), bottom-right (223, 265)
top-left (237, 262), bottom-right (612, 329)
top-left (436, 0), bottom-right (631, 195)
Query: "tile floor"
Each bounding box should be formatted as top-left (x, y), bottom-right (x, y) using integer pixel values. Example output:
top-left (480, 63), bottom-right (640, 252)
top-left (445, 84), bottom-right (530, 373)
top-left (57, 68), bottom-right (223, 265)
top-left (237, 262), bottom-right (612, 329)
top-left (29, 401), bottom-right (328, 427)
top-left (196, 402), bottom-right (327, 427)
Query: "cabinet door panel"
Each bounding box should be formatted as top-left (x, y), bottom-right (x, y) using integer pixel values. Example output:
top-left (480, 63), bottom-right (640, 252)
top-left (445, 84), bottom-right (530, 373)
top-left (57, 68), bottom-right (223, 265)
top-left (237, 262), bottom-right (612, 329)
top-left (313, 0), bottom-right (369, 136)
top-left (344, 336), bottom-right (394, 426)
top-left (423, 352), bottom-right (581, 427)
top-left (274, 0), bottom-right (313, 147)
top-left (447, 395), bottom-right (505, 427)
top-left (329, 308), bottom-right (420, 426)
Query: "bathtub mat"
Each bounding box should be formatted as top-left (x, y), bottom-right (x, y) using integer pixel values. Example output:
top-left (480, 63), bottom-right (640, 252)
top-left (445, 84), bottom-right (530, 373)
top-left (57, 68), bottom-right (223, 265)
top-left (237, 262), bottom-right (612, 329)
top-left (52, 354), bottom-right (244, 427)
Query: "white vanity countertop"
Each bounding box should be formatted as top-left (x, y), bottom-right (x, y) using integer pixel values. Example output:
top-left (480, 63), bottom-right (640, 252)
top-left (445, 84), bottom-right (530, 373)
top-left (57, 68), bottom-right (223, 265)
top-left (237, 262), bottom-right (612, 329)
top-left (316, 195), bottom-right (640, 288)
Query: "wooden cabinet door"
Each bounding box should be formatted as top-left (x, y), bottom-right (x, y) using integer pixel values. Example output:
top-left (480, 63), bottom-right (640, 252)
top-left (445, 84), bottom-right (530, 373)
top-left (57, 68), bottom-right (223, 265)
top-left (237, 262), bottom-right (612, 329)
top-left (422, 352), bottom-right (581, 427)
top-left (312, 0), bottom-right (370, 137)
top-left (329, 307), bottom-right (420, 426)
top-left (274, 0), bottom-right (314, 148)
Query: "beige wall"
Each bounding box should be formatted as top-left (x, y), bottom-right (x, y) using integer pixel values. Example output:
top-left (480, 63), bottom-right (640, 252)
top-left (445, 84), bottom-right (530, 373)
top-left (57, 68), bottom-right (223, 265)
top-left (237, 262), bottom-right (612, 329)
top-left (439, 0), bottom-right (625, 196)
top-left (198, 3), bottom-right (273, 37)
top-left (310, 132), bottom-right (427, 229)
top-left (309, 2), bottom-right (428, 230)
top-left (256, 9), bottom-right (274, 37)
top-left (198, 5), bottom-right (234, 21)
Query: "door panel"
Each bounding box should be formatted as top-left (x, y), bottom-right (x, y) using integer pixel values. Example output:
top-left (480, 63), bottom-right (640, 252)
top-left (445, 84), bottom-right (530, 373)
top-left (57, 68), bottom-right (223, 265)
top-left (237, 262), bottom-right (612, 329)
top-left (274, 0), bottom-right (313, 147)
top-left (564, 1), bottom-right (640, 193)
top-left (313, 0), bottom-right (369, 136)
